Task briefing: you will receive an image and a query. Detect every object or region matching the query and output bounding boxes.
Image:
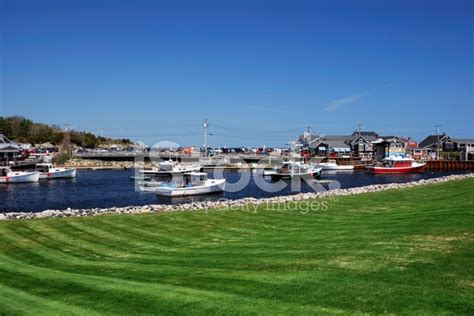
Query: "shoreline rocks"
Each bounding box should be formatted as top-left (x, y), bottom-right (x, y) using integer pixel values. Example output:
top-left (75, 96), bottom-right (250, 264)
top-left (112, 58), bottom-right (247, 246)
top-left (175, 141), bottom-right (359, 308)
top-left (1, 173), bottom-right (473, 221)
top-left (62, 159), bottom-right (135, 169)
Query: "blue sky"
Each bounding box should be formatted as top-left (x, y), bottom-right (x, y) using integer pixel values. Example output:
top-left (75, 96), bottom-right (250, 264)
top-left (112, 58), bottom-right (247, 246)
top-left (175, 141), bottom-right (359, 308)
top-left (1, 0), bottom-right (473, 147)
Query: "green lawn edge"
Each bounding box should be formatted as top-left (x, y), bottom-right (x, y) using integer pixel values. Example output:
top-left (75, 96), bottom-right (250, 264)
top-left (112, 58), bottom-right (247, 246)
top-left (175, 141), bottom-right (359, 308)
top-left (0, 178), bottom-right (473, 315)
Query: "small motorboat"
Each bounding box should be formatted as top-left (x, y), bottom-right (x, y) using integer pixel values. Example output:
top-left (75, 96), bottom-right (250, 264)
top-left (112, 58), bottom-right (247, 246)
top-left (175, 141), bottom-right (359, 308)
top-left (142, 172), bottom-right (225, 197)
top-left (36, 163), bottom-right (77, 179)
top-left (263, 162), bottom-right (322, 180)
top-left (0, 166), bottom-right (40, 183)
top-left (138, 161), bottom-right (201, 175)
top-left (316, 159), bottom-right (354, 171)
top-left (366, 157), bottom-right (426, 174)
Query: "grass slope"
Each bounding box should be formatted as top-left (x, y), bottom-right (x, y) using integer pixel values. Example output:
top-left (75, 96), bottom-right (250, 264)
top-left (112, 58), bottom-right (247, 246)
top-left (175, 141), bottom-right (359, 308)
top-left (0, 179), bottom-right (473, 315)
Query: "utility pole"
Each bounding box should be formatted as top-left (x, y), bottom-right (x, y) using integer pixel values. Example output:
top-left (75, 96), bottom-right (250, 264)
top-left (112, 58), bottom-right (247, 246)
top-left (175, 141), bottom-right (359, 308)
top-left (358, 122), bottom-right (363, 136)
top-left (63, 123), bottom-right (72, 158)
top-left (435, 125), bottom-right (442, 160)
top-left (203, 119), bottom-right (209, 157)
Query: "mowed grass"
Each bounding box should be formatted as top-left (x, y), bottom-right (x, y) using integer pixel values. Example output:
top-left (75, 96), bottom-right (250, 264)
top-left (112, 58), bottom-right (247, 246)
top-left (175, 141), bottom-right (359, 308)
top-left (0, 179), bottom-right (473, 315)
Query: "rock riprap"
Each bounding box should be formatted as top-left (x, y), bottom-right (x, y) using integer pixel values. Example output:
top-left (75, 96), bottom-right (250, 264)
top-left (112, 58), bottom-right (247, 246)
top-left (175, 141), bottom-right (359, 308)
top-left (1, 173), bottom-right (473, 221)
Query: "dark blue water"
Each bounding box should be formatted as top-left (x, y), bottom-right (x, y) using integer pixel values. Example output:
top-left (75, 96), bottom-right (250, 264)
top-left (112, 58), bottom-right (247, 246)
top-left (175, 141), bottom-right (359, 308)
top-left (0, 169), bottom-right (467, 212)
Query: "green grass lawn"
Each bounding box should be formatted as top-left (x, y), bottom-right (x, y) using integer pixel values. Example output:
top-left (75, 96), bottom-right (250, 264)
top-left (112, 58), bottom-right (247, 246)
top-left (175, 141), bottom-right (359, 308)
top-left (0, 179), bottom-right (473, 315)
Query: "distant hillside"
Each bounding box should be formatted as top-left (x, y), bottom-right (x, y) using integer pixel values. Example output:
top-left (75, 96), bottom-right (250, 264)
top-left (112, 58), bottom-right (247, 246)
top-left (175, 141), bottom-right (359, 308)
top-left (0, 116), bottom-right (132, 148)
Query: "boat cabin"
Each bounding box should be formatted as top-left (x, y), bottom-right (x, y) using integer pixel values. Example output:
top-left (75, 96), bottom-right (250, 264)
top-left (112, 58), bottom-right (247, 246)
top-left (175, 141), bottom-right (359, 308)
top-left (36, 163), bottom-right (53, 172)
top-left (279, 162), bottom-right (307, 174)
top-left (382, 158), bottom-right (413, 168)
top-left (182, 172), bottom-right (208, 186)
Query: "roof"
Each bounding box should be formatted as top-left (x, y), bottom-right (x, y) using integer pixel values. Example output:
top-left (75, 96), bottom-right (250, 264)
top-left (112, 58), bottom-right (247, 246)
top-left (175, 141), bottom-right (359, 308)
top-left (0, 144), bottom-right (20, 152)
top-left (348, 134), bottom-right (378, 143)
top-left (0, 134), bottom-right (13, 144)
top-left (379, 136), bottom-right (409, 143)
top-left (351, 131), bottom-right (379, 138)
top-left (304, 135), bottom-right (352, 149)
top-left (418, 134), bottom-right (451, 148)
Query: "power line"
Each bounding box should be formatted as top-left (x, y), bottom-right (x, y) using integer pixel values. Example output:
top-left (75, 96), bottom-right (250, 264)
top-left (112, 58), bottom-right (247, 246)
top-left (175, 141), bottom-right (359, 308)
top-left (211, 124), bottom-right (305, 134)
top-left (84, 123), bottom-right (201, 131)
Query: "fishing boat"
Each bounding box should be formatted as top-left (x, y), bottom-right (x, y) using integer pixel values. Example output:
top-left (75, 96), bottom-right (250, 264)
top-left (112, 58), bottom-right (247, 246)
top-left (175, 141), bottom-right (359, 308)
top-left (142, 172), bottom-right (225, 197)
top-left (138, 161), bottom-right (201, 175)
top-left (138, 179), bottom-right (166, 192)
top-left (366, 157), bottom-right (426, 174)
top-left (316, 159), bottom-right (354, 171)
top-left (0, 166), bottom-right (40, 183)
top-left (263, 162), bottom-right (322, 180)
top-left (36, 163), bottom-right (77, 179)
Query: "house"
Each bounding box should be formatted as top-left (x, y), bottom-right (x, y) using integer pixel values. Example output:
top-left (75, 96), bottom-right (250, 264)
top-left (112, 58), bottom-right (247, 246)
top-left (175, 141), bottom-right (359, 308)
top-left (372, 136), bottom-right (420, 160)
top-left (419, 133), bottom-right (457, 159)
top-left (298, 131), bottom-right (379, 160)
top-left (347, 132), bottom-right (378, 161)
top-left (372, 136), bottom-right (409, 160)
top-left (0, 134), bottom-right (21, 162)
top-left (453, 138), bottom-right (474, 161)
top-left (298, 134), bottom-right (352, 156)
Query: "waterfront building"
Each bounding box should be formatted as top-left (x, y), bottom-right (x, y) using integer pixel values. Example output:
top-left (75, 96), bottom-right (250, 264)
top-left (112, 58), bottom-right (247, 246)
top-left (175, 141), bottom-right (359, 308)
top-left (419, 133), bottom-right (457, 159)
top-left (0, 134), bottom-right (21, 163)
top-left (452, 138), bottom-right (474, 161)
top-left (347, 132), bottom-right (378, 161)
top-left (373, 136), bottom-right (411, 160)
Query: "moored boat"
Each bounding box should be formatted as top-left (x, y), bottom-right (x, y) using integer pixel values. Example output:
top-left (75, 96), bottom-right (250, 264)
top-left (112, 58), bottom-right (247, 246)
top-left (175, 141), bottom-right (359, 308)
top-left (0, 167), bottom-right (40, 183)
top-left (366, 157), bottom-right (426, 174)
top-left (138, 161), bottom-right (201, 175)
top-left (142, 172), bottom-right (225, 197)
top-left (263, 162), bottom-right (322, 180)
top-left (36, 163), bottom-right (77, 179)
top-left (316, 159), bottom-right (354, 171)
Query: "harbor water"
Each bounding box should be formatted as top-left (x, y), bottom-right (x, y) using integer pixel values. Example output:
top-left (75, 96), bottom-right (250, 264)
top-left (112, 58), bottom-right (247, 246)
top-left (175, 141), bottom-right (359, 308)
top-left (0, 169), bottom-right (468, 213)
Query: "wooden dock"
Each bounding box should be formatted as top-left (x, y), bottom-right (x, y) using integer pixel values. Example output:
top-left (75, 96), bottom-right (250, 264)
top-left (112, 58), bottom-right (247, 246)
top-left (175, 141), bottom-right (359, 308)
top-left (425, 160), bottom-right (474, 171)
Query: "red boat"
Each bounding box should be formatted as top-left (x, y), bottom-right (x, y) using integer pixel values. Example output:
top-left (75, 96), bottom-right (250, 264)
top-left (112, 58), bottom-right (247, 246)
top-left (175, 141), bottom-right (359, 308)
top-left (366, 157), bottom-right (426, 174)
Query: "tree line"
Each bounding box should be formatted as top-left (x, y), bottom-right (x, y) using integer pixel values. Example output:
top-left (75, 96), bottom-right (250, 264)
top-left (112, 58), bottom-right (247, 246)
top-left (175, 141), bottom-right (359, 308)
top-left (0, 116), bottom-right (132, 148)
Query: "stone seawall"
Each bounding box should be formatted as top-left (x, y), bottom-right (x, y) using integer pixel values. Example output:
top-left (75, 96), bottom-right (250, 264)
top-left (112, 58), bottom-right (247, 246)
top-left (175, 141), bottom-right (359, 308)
top-left (1, 173), bottom-right (473, 221)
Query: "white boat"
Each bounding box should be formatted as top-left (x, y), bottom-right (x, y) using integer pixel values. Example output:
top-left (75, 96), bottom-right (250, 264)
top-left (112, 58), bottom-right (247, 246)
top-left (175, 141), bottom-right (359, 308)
top-left (139, 161), bottom-right (201, 175)
top-left (137, 179), bottom-right (166, 192)
top-left (263, 161), bottom-right (322, 180)
top-left (36, 163), bottom-right (77, 179)
top-left (316, 159), bottom-right (354, 171)
top-left (142, 172), bottom-right (225, 197)
top-left (0, 166), bottom-right (40, 183)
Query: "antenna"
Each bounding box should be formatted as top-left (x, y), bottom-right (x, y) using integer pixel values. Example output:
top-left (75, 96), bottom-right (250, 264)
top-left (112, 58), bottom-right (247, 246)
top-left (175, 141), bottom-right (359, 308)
top-left (435, 124), bottom-right (442, 158)
top-left (203, 119), bottom-right (209, 157)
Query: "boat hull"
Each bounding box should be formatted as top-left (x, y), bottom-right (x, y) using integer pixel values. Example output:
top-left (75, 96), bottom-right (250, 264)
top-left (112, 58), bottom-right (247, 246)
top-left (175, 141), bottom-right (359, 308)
top-left (269, 168), bottom-right (322, 180)
top-left (139, 166), bottom-right (201, 175)
top-left (39, 168), bottom-right (77, 179)
top-left (366, 163), bottom-right (426, 174)
top-left (0, 171), bottom-right (40, 183)
top-left (318, 164), bottom-right (354, 171)
top-left (154, 179), bottom-right (225, 197)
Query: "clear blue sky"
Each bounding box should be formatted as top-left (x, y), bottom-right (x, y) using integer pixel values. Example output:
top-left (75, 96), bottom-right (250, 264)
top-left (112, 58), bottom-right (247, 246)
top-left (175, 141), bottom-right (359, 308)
top-left (1, 0), bottom-right (473, 147)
